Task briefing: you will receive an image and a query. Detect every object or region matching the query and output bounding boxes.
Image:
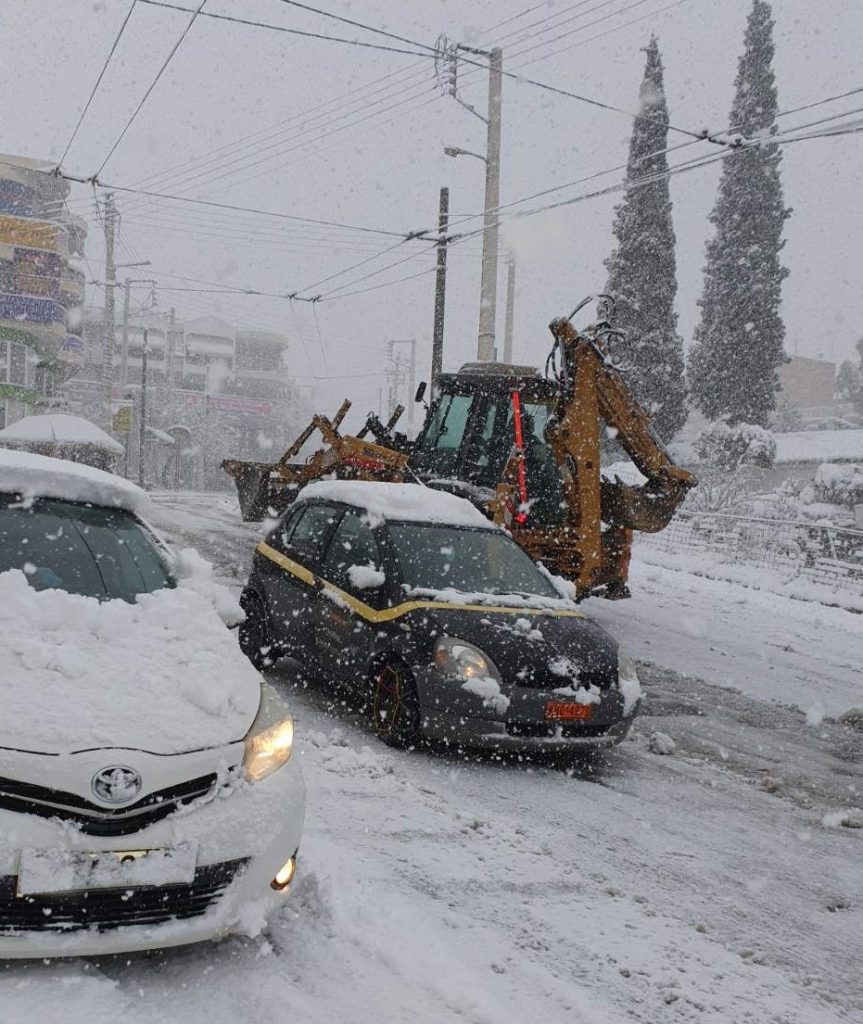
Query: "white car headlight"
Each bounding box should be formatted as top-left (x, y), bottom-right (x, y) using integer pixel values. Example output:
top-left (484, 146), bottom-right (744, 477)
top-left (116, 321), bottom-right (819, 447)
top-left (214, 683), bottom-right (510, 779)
top-left (434, 637), bottom-right (501, 682)
top-left (243, 684), bottom-right (295, 782)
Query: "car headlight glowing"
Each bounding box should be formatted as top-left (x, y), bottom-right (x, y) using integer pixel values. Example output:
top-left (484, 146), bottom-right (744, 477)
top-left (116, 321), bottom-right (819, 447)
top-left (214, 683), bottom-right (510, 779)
top-left (434, 637), bottom-right (500, 681)
top-left (243, 684), bottom-right (295, 782)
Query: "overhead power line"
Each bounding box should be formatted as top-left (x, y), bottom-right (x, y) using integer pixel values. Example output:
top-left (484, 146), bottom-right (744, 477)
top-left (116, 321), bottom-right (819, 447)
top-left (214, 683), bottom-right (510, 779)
top-left (123, 0), bottom-right (432, 57)
top-left (59, 0), bottom-right (139, 167)
top-left (57, 172), bottom-right (419, 238)
top-left (97, 0), bottom-right (207, 175)
top-left (274, 0), bottom-right (715, 142)
top-left (271, 0), bottom-right (439, 53)
top-left (100, 0), bottom-right (704, 216)
top-left (103, 0), bottom-right (602, 212)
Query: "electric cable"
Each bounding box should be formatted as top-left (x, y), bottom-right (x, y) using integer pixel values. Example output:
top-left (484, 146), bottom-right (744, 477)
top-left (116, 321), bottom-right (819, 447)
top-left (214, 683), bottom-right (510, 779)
top-left (58, 1), bottom-right (139, 168)
top-left (96, 0), bottom-right (207, 176)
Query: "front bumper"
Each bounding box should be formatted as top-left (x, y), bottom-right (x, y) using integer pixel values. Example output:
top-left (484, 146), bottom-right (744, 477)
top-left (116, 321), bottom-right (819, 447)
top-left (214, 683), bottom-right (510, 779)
top-left (0, 758), bottom-right (305, 959)
top-left (416, 665), bottom-right (639, 752)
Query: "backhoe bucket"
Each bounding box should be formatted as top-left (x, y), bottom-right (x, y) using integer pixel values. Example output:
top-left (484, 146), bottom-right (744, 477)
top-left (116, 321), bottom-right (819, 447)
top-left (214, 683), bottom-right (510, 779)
top-left (224, 461), bottom-right (273, 522)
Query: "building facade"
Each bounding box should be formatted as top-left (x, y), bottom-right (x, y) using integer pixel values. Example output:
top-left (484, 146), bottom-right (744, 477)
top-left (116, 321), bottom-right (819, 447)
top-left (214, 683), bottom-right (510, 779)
top-left (0, 155), bottom-right (87, 429)
top-left (65, 308), bottom-right (307, 488)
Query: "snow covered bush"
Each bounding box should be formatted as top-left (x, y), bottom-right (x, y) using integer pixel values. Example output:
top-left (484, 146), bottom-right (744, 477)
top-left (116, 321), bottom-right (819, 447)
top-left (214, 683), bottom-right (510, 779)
top-left (694, 421), bottom-right (776, 470)
top-left (813, 463), bottom-right (863, 509)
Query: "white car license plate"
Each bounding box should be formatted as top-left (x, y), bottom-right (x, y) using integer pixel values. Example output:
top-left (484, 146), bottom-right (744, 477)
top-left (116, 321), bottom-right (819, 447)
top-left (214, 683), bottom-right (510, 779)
top-left (16, 844), bottom-right (198, 897)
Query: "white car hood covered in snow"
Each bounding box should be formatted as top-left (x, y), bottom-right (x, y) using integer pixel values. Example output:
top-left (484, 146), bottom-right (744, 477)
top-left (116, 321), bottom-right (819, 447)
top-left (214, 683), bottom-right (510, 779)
top-left (0, 570), bottom-right (261, 755)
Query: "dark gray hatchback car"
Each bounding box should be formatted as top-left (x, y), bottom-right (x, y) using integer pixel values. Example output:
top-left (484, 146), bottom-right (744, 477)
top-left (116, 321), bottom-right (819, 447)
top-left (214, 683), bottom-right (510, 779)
top-left (239, 481), bottom-right (641, 753)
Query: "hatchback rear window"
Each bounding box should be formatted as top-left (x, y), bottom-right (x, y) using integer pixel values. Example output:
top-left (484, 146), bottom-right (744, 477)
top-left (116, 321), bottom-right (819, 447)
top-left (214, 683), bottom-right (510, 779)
top-left (0, 496), bottom-right (172, 602)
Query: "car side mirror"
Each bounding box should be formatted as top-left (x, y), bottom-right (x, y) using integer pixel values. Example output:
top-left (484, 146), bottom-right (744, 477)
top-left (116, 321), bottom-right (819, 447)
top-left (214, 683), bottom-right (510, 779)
top-left (415, 381), bottom-right (427, 403)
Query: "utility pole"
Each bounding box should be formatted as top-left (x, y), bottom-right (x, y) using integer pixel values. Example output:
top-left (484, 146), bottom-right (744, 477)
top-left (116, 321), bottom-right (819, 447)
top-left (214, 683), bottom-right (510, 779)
top-left (431, 186), bottom-right (449, 393)
top-left (503, 253), bottom-right (516, 364)
top-left (388, 339), bottom-right (417, 427)
top-left (138, 327), bottom-right (148, 489)
top-left (120, 275), bottom-right (131, 388)
top-left (477, 47), bottom-right (502, 362)
top-left (100, 193), bottom-right (117, 429)
top-left (167, 307), bottom-right (178, 405)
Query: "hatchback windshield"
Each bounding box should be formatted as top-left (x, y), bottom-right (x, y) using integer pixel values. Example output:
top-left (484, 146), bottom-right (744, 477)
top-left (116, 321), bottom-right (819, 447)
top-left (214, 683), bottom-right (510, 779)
top-left (0, 496), bottom-right (172, 602)
top-left (387, 522), bottom-right (560, 599)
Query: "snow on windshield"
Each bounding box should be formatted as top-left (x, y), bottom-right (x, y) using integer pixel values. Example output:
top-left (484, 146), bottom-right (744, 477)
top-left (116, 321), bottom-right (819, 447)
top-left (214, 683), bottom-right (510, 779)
top-left (388, 522), bottom-right (563, 602)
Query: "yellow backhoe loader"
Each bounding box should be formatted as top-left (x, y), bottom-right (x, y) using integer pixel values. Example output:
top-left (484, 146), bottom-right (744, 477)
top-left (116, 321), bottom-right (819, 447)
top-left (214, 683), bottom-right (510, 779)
top-left (223, 296), bottom-right (695, 599)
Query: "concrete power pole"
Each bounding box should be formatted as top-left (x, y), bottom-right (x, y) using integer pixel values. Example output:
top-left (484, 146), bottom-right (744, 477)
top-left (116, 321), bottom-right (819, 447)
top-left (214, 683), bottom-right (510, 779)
top-left (477, 48), bottom-right (502, 362)
top-left (100, 193), bottom-right (118, 429)
top-left (431, 186), bottom-right (449, 393)
top-left (503, 254), bottom-right (516, 364)
top-left (138, 327), bottom-right (148, 489)
top-left (387, 339), bottom-right (417, 426)
top-left (120, 276), bottom-right (131, 389)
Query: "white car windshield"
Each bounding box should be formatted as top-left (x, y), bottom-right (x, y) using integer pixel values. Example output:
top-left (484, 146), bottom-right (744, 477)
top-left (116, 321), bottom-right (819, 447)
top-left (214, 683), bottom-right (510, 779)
top-left (0, 496), bottom-right (172, 602)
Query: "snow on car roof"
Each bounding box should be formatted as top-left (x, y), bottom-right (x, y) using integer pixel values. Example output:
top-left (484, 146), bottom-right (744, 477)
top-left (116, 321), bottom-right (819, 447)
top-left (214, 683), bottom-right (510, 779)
top-left (0, 413), bottom-right (124, 454)
top-left (297, 479), bottom-right (493, 528)
top-left (0, 448), bottom-right (150, 517)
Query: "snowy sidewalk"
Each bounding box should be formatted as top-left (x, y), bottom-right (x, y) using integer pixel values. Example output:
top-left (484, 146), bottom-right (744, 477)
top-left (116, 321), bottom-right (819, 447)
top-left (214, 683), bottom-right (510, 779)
top-left (585, 558), bottom-right (862, 718)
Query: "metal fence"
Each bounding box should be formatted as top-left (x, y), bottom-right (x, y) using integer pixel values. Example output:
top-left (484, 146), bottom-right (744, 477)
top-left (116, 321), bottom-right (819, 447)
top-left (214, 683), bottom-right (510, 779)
top-left (637, 510), bottom-right (863, 596)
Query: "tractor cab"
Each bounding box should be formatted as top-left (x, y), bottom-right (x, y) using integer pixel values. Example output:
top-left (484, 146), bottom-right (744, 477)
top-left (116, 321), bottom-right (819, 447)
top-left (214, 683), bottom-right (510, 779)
top-left (409, 363), bottom-right (566, 526)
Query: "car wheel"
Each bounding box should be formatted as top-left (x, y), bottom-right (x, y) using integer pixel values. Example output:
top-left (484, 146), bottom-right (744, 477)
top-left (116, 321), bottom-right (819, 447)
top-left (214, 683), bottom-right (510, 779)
top-left (370, 658), bottom-right (421, 749)
top-left (239, 590), bottom-right (278, 670)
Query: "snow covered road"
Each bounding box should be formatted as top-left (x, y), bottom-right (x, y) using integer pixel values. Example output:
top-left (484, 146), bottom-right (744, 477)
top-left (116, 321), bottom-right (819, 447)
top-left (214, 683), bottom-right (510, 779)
top-left (2, 491), bottom-right (860, 1024)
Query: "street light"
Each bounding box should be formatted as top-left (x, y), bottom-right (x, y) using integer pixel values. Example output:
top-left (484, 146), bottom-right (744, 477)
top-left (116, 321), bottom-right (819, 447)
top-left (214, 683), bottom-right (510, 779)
top-left (443, 145), bottom-right (486, 162)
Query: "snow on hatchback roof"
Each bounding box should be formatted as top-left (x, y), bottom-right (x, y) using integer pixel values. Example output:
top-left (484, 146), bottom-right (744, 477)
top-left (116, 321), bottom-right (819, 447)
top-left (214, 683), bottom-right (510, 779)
top-left (0, 448), bottom-right (150, 517)
top-left (298, 479), bottom-right (492, 529)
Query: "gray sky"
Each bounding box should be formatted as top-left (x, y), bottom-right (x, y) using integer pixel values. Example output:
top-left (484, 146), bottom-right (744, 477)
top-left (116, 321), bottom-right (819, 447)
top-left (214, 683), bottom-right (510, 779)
top-left (1, 0), bottom-right (860, 424)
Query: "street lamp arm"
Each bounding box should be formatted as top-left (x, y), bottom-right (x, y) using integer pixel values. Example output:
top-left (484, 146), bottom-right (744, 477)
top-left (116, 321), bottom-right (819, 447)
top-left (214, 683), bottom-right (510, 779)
top-left (443, 145), bottom-right (487, 163)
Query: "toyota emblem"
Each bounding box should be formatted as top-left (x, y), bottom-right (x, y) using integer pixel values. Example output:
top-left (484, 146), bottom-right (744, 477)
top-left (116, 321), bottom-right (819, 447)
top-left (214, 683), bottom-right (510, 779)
top-left (91, 765), bottom-right (143, 804)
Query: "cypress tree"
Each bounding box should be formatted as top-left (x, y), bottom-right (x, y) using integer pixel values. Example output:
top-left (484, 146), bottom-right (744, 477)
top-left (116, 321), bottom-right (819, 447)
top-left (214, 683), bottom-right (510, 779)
top-left (604, 36), bottom-right (687, 442)
top-left (688, 0), bottom-right (790, 426)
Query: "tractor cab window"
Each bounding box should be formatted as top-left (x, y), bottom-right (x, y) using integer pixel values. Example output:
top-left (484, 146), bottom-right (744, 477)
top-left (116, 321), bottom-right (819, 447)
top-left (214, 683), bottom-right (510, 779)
top-left (412, 393), bottom-right (474, 476)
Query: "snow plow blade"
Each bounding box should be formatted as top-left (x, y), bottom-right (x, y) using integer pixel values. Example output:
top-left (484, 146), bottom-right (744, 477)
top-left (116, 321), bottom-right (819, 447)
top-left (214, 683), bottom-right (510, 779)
top-left (222, 400), bottom-right (409, 523)
top-left (222, 460), bottom-right (276, 522)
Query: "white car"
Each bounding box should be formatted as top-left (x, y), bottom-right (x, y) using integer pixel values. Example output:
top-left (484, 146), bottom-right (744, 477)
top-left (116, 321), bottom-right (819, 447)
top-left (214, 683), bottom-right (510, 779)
top-left (0, 449), bottom-right (305, 958)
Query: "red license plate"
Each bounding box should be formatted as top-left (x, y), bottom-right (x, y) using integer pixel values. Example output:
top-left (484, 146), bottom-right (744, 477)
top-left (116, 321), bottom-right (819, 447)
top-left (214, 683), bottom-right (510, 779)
top-left (545, 701), bottom-right (592, 721)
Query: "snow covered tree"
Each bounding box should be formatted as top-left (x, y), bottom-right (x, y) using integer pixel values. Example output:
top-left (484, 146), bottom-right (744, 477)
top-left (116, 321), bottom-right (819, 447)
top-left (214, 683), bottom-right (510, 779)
top-left (604, 36), bottom-right (686, 441)
top-left (688, 0), bottom-right (790, 427)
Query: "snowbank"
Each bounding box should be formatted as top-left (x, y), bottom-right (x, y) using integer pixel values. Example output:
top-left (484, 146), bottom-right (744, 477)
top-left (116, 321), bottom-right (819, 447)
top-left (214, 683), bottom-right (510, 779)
top-left (814, 462), bottom-right (863, 506)
top-left (0, 570), bottom-right (260, 754)
top-left (0, 413), bottom-right (124, 454)
top-left (775, 429), bottom-right (863, 465)
top-left (0, 448), bottom-right (150, 517)
top-left (672, 429), bottom-right (863, 467)
top-left (173, 546), bottom-right (245, 627)
top-left (297, 480), bottom-right (492, 529)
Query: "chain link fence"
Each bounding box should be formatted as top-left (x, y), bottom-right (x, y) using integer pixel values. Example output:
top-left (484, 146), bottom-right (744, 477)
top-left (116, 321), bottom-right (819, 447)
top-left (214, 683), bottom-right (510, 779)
top-left (637, 510), bottom-right (863, 596)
